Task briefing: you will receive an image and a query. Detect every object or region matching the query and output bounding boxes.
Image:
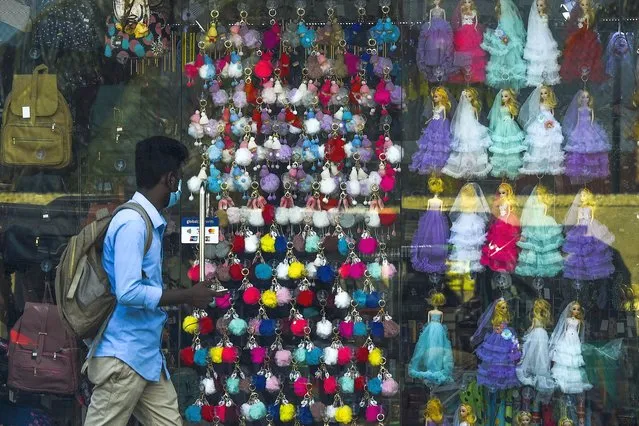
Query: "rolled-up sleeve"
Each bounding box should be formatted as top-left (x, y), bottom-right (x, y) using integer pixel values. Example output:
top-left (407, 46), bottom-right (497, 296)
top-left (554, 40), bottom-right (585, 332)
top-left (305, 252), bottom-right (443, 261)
top-left (111, 219), bottom-right (162, 310)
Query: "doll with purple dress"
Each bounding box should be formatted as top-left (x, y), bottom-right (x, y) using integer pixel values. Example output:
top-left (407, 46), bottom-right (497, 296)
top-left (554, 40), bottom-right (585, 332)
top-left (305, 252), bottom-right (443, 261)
top-left (471, 298), bottom-right (521, 390)
top-left (410, 87), bottom-right (453, 175)
top-left (417, 0), bottom-right (455, 82)
top-left (411, 177), bottom-right (450, 274)
top-left (562, 90), bottom-right (611, 185)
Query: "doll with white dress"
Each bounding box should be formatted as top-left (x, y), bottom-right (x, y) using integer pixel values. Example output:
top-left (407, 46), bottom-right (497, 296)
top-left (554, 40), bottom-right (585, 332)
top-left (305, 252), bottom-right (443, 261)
top-left (549, 301), bottom-right (593, 394)
top-left (454, 403), bottom-right (477, 426)
top-left (523, 0), bottom-right (560, 86)
top-left (518, 85), bottom-right (564, 175)
top-left (443, 88), bottom-right (492, 179)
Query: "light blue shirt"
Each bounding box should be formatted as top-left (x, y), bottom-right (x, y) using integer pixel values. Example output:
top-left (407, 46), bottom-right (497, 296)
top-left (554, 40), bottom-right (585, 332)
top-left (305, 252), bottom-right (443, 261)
top-left (94, 192), bottom-right (168, 382)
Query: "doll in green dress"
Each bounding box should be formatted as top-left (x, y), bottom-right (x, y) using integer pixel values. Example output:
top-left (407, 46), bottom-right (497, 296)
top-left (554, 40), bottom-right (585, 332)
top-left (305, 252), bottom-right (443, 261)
top-left (488, 89), bottom-right (526, 179)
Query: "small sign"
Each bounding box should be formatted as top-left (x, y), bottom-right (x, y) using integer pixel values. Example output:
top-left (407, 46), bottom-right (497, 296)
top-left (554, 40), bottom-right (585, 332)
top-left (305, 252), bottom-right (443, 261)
top-left (22, 106), bottom-right (30, 119)
top-left (181, 217), bottom-right (219, 244)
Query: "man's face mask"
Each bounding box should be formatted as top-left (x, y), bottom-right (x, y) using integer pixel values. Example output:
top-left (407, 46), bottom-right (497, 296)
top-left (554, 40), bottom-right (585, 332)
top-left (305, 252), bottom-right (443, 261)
top-left (166, 178), bottom-right (182, 209)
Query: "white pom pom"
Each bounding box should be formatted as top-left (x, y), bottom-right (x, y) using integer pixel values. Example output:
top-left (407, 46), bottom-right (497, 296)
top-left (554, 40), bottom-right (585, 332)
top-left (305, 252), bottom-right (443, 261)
top-left (241, 403), bottom-right (251, 419)
top-left (201, 377), bottom-right (216, 395)
top-left (245, 233), bottom-right (259, 253)
top-left (316, 318), bottom-right (333, 339)
top-left (288, 206), bottom-right (304, 224)
top-left (276, 262), bottom-right (289, 280)
top-left (275, 207), bottom-right (290, 225)
top-left (320, 170), bottom-right (337, 195)
top-left (368, 171), bottom-right (382, 186)
top-left (313, 211), bottom-right (330, 228)
top-left (313, 254), bottom-right (326, 267)
top-left (367, 211), bottom-right (381, 228)
top-left (187, 176), bottom-right (203, 193)
top-left (235, 147), bottom-right (253, 166)
top-left (227, 207), bottom-right (241, 224)
top-left (248, 209), bottom-right (265, 227)
top-left (386, 145), bottom-right (403, 164)
top-left (305, 262), bottom-right (317, 278)
top-left (343, 142), bottom-right (353, 157)
top-left (323, 347), bottom-right (338, 365)
top-left (304, 118), bottom-right (321, 135)
top-left (334, 291), bottom-right (352, 309)
top-left (221, 149), bottom-right (234, 164)
top-left (326, 405), bottom-right (336, 421)
top-left (347, 180), bottom-right (361, 197)
top-left (288, 124), bottom-right (302, 134)
top-left (262, 87), bottom-right (276, 104)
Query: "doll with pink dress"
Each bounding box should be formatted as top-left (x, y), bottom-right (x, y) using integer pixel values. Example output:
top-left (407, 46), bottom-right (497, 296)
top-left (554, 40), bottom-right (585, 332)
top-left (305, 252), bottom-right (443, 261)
top-left (449, 0), bottom-right (487, 83)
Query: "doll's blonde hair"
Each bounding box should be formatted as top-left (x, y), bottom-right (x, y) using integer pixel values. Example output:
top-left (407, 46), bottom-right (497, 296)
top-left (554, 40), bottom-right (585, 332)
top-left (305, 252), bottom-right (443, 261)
top-left (516, 411), bottom-right (532, 425)
top-left (460, 184), bottom-right (479, 213)
top-left (536, 185), bottom-right (552, 208)
top-left (502, 89), bottom-right (520, 117)
top-left (571, 301), bottom-right (584, 322)
top-left (558, 417), bottom-right (575, 426)
top-left (492, 299), bottom-right (511, 328)
top-left (465, 87), bottom-right (482, 114)
top-left (580, 90), bottom-right (595, 109)
top-left (461, 0), bottom-right (477, 15)
top-left (432, 86), bottom-right (452, 114)
top-left (424, 397), bottom-right (444, 423)
top-left (429, 292), bottom-right (446, 308)
top-left (579, 188), bottom-right (597, 218)
top-left (428, 176), bottom-right (444, 195)
top-left (460, 404), bottom-right (477, 425)
top-left (540, 85), bottom-right (557, 109)
top-left (531, 299), bottom-right (552, 328)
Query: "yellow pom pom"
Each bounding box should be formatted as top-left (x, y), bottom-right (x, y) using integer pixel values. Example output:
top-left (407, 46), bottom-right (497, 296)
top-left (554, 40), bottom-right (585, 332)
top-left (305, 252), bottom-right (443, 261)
top-left (288, 261), bottom-right (306, 279)
top-left (210, 346), bottom-right (223, 364)
top-left (368, 347), bottom-right (383, 366)
top-left (261, 289), bottom-right (278, 308)
top-left (260, 234), bottom-right (276, 253)
top-left (335, 406), bottom-right (353, 424)
top-left (182, 315), bottom-right (199, 334)
top-left (280, 403), bottom-right (296, 422)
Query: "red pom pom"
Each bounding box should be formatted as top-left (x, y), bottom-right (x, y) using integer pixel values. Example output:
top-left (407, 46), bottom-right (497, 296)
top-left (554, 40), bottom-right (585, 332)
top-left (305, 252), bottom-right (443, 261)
top-left (297, 289), bottom-right (314, 307)
top-left (349, 262), bottom-right (366, 279)
top-left (294, 377), bottom-right (309, 397)
top-left (180, 346), bottom-right (195, 366)
top-left (339, 263), bottom-right (351, 279)
top-left (321, 198), bottom-right (339, 210)
top-left (323, 376), bottom-right (338, 394)
top-left (229, 263), bottom-right (244, 281)
top-left (357, 237), bottom-right (378, 255)
top-left (325, 136), bottom-right (346, 163)
top-left (355, 375), bottom-right (367, 392)
top-left (199, 316), bottom-right (214, 335)
top-left (243, 286), bottom-right (261, 305)
top-left (214, 405), bottom-right (227, 422)
top-left (290, 318), bottom-right (309, 337)
top-left (379, 209), bottom-right (397, 226)
top-left (202, 405), bottom-right (215, 422)
top-left (254, 58), bottom-right (274, 79)
top-left (337, 346), bottom-right (352, 365)
top-left (262, 204), bottom-right (275, 224)
top-left (232, 235), bottom-right (245, 254)
top-left (187, 265), bottom-right (200, 282)
top-left (222, 346), bottom-right (238, 363)
top-left (356, 347), bottom-right (369, 363)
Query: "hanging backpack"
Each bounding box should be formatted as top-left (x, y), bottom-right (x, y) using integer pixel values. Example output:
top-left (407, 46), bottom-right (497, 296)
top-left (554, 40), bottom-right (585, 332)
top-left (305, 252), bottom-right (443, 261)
top-left (1, 65), bottom-right (72, 168)
top-left (54, 202), bottom-right (153, 343)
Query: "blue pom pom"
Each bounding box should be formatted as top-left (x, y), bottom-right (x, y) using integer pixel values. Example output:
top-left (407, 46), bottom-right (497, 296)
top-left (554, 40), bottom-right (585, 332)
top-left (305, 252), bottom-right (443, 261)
top-left (133, 43), bottom-right (146, 58)
top-left (255, 263), bottom-right (273, 281)
top-left (185, 405), bottom-right (202, 422)
top-left (353, 290), bottom-right (367, 307)
top-left (368, 377), bottom-right (382, 395)
top-left (294, 347), bottom-right (307, 364)
top-left (229, 318), bottom-right (248, 336)
top-left (338, 238), bottom-right (350, 256)
top-left (367, 262), bottom-right (382, 280)
top-left (207, 176), bottom-right (221, 193)
top-left (317, 264), bottom-right (335, 284)
top-left (370, 321), bottom-right (384, 338)
top-left (299, 405), bottom-right (314, 425)
top-left (259, 319), bottom-right (276, 336)
top-left (366, 291), bottom-right (381, 308)
top-left (226, 376), bottom-right (240, 394)
top-left (121, 37), bottom-right (129, 50)
top-left (306, 347), bottom-right (322, 366)
top-left (339, 375), bottom-right (355, 393)
top-left (104, 44), bottom-right (112, 57)
top-left (305, 234), bottom-right (320, 253)
top-left (249, 401), bottom-right (267, 420)
top-left (268, 403), bottom-right (281, 421)
top-left (302, 307), bottom-right (319, 318)
top-left (275, 236), bottom-right (288, 253)
top-left (253, 374), bottom-right (266, 391)
top-left (194, 348), bottom-right (208, 366)
top-left (354, 321), bottom-right (368, 337)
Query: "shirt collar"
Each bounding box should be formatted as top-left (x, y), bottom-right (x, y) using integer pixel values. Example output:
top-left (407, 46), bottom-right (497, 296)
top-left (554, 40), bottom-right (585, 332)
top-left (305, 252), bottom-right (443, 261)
top-left (132, 192), bottom-right (167, 230)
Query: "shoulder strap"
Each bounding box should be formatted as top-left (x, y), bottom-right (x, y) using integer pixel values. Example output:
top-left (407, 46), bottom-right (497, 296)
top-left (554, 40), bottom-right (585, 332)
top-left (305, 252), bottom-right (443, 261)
top-left (113, 202), bottom-right (154, 254)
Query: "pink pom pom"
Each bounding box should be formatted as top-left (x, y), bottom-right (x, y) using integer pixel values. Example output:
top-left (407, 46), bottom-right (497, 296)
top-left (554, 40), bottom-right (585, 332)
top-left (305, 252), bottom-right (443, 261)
top-left (349, 262), bottom-right (366, 279)
top-left (294, 377), bottom-right (309, 397)
top-left (249, 318), bottom-right (262, 335)
top-left (243, 286), bottom-right (261, 305)
top-left (337, 346), bottom-right (352, 365)
top-left (366, 405), bottom-right (383, 422)
top-left (276, 286), bottom-right (292, 305)
top-left (266, 375), bottom-right (280, 392)
top-left (339, 263), bottom-right (351, 279)
top-left (381, 378), bottom-right (399, 396)
top-left (323, 376), bottom-right (338, 394)
top-left (215, 293), bottom-right (232, 309)
top-left (357, 237), bottom-right (378, 255)
top-left (251, 346), bottom-right (267, 364)
top-left (339, 320), bottom-right (354, 339)
top-left (275, 349), bottom-right (292, 367)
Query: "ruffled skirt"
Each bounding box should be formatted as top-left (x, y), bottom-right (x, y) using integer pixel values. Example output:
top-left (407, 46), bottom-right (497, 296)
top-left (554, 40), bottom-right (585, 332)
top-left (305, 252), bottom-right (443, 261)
top-left (476, 329), bottom-right (521, 390)
top-left (409, 118), bottom-right (452, 174)
top-left (411, 209), bottom-right (450, 274)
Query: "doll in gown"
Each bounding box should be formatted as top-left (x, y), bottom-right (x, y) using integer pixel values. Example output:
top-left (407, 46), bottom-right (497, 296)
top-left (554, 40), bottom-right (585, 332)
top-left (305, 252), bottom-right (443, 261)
top-left (471, 298), bottom-right (521, 390)
top-left (516, 299), bottom-right (556, 396)
top-left (481, 0), bottom-right (527, 90)
top-left (411, 177), bottom-right (450, 274)
top-left (424, 397), bottom-right (446, 426)
top-left (518, 85), bottom-right (564, 175)
top-left (449, 0), bottom-right (486, 83)
top-left (453, 403), bottom-right (477, 426)
top-left (488, 89), bottom-right (525, 180)
top-left (418, 0), bottom-right (455, 82)
top-left (515, 185), bottom-right (563, 277)
top-left (448, 183), bottom-right (490, 274)
top-left (560, 0), bottom-right (605, 83)
top-left (562, 90), bottom-right (610, 185)
top-left (410, 87), bottom-right (453, 174)
top-left (523, 0), bottom-right (560, 86)
top-left (481, 183), bottom-right (520, 273)
top-left (562, 189), bottom-right (615, 281)
top-left (408, 292), bottom-right (454, 386)
top-left (443, 88), bottom-right (492, 179)
top-left (549, 301), bottom-right (593, 394)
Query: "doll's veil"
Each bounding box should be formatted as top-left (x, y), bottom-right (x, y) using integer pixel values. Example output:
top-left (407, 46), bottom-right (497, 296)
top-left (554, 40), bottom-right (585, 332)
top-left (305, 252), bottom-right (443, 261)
top-left (563, 189), bottom-right (585, 227)
top-left (488, 90), bottom-right (505, 132)
top-left (549, 301), bottom-right (584, 358)
top-left (518, 86), bottom-right (541, 129)
top-left (520, 185), bottom-right (543, 227)
top-left (470, 297), bottom-right (503, 347)
top-left (603, 32), bottom-right (635, 95)
top-left (564, 189), bottom-right (615, 245)
top-left (449, 182), bottom-right (490, 222)
top-left (562, 90), bottom-right (584, 137)
top-left (498, 0), bottom-right (526, 42)
top-left (527, 0), bottom-right (556, 48)
top-left (451, 90), bottom-right (475, 137)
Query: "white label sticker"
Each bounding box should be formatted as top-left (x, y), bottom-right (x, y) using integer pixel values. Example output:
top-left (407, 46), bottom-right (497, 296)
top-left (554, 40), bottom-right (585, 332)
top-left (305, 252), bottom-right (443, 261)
top-left (543, 288), bottom-right (550, 299)
top-left (600, 319), bottom-right (609, 331)
top-left (22, 106), bottom-right (31, 119)
top-left (617, 322), bottom-right (625, 334)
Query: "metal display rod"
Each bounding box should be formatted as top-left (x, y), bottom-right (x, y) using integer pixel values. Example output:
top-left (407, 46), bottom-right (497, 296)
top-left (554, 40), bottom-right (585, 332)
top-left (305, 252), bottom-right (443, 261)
top-left (199, 183), bottom-right (206, 282)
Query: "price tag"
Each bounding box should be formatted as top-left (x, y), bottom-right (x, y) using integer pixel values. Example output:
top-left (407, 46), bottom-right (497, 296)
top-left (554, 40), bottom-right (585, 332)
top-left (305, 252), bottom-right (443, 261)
top-left (181, 217), bottom-right (219, 244)
top-left (22, 106), bottom-right (31, 119)
top-left (600, 319), bottom-right (608, 331)
top-left (617, 322), bottom-right (625, 334)
top-left (543, 288), bottom-right (550, 299)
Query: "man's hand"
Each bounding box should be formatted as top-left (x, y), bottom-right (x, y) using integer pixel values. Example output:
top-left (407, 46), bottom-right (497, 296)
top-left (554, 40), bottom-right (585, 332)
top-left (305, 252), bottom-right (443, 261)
top-left (188, 282), bottom-right (228, 309)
